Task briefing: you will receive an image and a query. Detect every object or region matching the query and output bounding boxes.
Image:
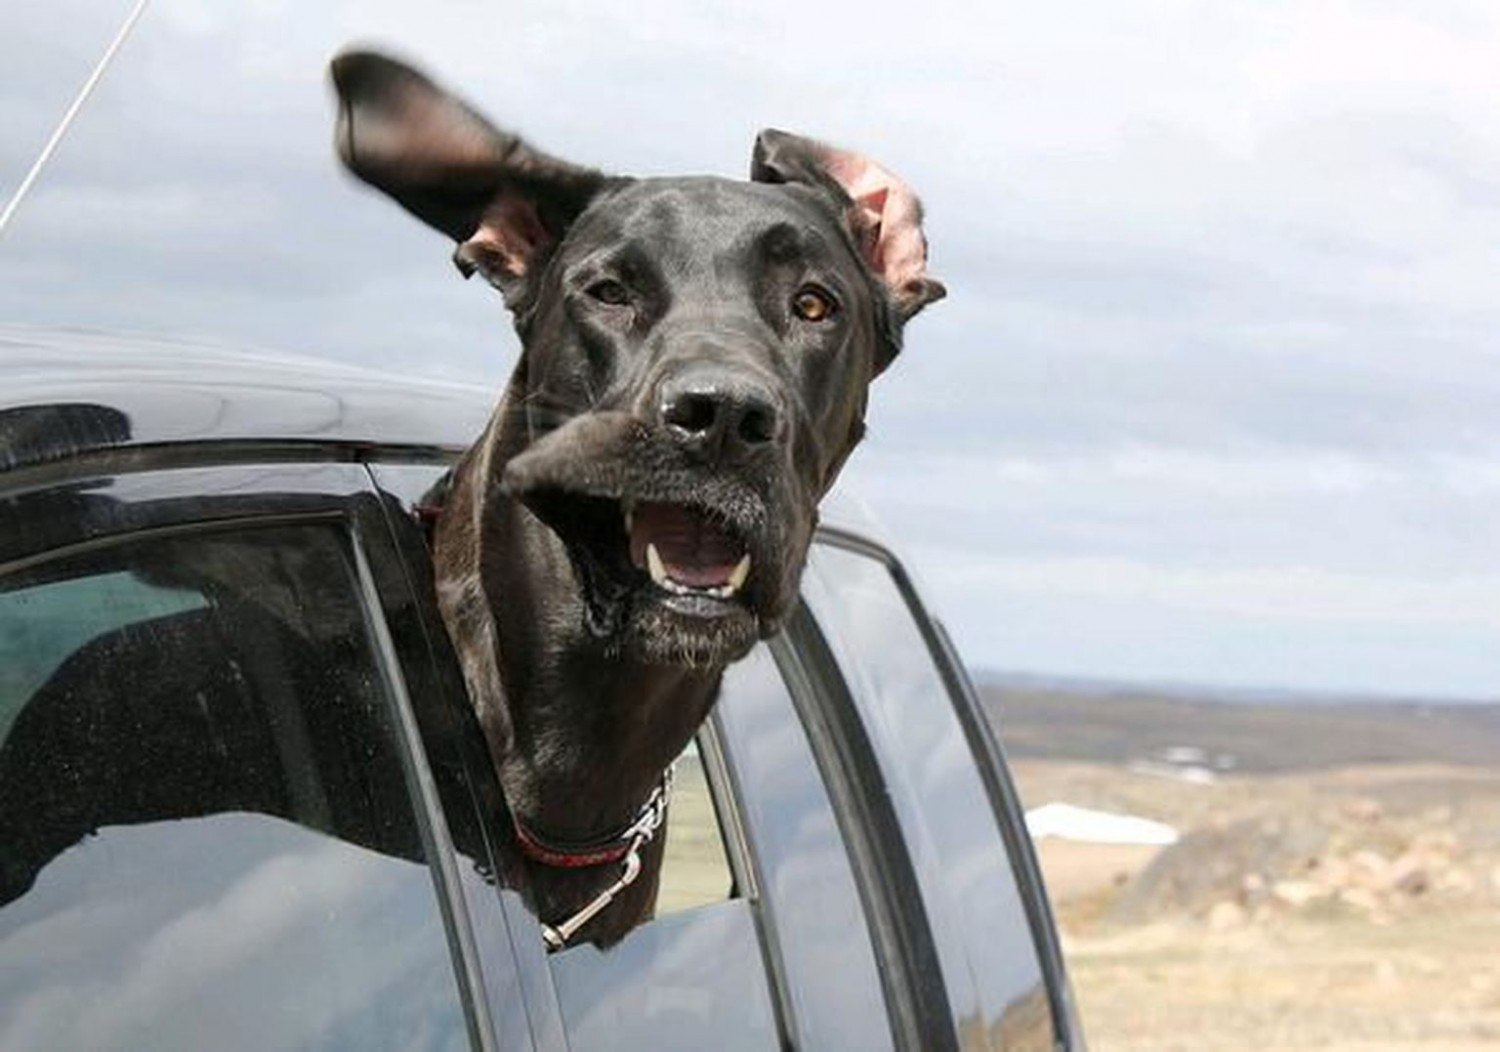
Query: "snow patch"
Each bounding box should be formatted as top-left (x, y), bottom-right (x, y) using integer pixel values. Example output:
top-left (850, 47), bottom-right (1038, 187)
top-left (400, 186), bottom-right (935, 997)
top-left (1025, 802), bottom-right (1180, 846)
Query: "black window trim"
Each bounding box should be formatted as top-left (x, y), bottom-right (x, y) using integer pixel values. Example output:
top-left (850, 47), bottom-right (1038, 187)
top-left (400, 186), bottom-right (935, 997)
top-left (0, 509), bottom-right (342, 578)
top-left (0, 440), bottom-right (462, 501)
top-left (349, 524), bottom-right (500, 1052)
top-left (812, 525), bottom-right (1085, 1051)
top-left (693, 719), bottom-right (762, 908)
top-left (367, 470), bottom-right (568, 1052)
top-left (771, 603), bottom-right (961, 1052)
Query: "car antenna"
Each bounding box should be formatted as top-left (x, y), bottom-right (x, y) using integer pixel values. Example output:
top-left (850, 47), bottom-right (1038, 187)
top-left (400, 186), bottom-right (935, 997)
top-left (0, 0), bottom-right (151, 240)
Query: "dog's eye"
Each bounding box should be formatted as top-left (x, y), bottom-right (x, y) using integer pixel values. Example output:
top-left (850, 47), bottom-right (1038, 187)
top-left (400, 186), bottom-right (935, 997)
top-left (587, 279), bottom-right (630, 306)
top-left (792, 286), bottom-right (837, 322)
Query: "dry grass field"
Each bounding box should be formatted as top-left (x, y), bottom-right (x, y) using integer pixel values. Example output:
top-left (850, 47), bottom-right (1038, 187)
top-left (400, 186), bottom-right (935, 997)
top-left (656, 753), bottom-right (736, 916)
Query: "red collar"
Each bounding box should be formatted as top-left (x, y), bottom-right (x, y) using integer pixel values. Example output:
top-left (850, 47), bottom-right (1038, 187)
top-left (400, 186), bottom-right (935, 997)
top-left (512, 818), bottom-right (637, 868)
top-left (511, 767), bottom-right (674, 869)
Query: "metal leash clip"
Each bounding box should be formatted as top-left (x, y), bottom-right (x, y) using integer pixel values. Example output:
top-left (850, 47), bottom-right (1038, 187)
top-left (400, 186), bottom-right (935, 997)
top-left (540, 764), bottom-right (675, 951)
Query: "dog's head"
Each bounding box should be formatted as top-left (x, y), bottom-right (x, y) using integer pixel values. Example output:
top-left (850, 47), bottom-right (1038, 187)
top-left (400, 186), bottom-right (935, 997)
top-left (332, 51), bottom-right (943, 668)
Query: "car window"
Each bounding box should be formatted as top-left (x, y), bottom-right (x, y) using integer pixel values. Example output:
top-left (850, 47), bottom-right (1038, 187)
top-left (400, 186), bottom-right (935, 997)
top-left (367, 462), bottom-right (908, 1048)
top-left (0, 571), bottom-right (204, 742)
top-left (371, 460), bottom-right (783, 1048)
top-left (803, 541), bottom-right (1058, 1051)
top-left (0, 524), bottom-right (472, 1052)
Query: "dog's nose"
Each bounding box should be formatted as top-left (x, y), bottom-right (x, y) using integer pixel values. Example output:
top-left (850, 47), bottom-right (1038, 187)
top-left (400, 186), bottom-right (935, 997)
top-left (658, 369), bottom-right (783, 458)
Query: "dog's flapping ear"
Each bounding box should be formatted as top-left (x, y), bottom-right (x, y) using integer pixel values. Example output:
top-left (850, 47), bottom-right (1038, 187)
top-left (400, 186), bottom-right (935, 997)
top-left (330, 50), bottom-right (608, 306)
top-left (751, 129), bottom-right (946, 328)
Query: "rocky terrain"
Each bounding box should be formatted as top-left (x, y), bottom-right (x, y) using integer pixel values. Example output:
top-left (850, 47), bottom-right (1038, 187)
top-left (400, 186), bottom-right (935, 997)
top-left (986, 679), bottom-right (1500, 1052)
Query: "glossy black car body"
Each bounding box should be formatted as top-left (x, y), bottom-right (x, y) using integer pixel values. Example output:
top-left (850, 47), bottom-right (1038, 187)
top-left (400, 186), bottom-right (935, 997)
top-left (0, 326), bottom-right (1083, 1051)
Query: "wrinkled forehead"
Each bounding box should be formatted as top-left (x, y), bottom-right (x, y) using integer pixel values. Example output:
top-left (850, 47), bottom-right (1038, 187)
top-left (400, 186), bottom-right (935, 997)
top-left (560, 176), bottom-right (858, 276)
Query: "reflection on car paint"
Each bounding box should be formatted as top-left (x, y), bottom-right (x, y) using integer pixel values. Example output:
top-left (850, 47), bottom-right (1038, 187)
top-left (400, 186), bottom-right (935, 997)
top-left (0, 524), bottom-right (471, 1050)
top-left (0, 815), bottom-right (465, 1052)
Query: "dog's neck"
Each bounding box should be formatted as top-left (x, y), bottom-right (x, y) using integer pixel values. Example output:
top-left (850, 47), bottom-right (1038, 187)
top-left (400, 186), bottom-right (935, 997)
top-left (435, 398), bottom-right (722, 850)
top-left (491, 585), bottom-right (721, 841)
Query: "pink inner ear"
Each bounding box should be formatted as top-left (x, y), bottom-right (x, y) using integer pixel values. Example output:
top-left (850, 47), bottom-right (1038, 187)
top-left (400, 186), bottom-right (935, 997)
top-left (459, 194), bottom-right (551, 280)
top-left (824, 154), bottom-right (931, 298)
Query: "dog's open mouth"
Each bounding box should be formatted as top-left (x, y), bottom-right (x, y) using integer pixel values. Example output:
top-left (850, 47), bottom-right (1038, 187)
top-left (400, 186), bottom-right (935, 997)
top-left (519, 487), bottom-right (762, 639)
top-left (498, 411), bottom-right (784, 659)
top-left (525, 490), bottom-right (758, 605)
top-left (627, 501), bottom-right (752, 600)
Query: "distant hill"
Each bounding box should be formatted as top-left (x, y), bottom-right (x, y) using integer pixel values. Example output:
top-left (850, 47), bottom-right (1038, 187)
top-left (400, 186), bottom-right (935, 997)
top-left (978, 675), bottom-right (1500, 772)
top-left (981, 669), bottom-right (1498, 707)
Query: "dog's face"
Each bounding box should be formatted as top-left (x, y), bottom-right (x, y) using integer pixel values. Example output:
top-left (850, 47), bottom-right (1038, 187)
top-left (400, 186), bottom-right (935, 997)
top-left (332, 52), bottom-right (943, 668)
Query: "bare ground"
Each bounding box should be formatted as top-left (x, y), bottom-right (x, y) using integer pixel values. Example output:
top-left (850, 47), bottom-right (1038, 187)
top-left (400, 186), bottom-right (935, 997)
top-left (1062, 911), bottom-right (1500, 1052)
top-left (1013, 758), bottom-right (1500, 1051)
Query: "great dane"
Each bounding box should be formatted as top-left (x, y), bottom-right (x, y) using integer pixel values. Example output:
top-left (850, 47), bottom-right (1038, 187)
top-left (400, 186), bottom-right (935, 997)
top-left (330, 50), bottom-right (944, 947)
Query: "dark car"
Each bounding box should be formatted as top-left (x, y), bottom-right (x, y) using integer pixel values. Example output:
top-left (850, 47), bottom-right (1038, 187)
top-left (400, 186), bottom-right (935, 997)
top-left (0, 326), bottom-right (1083, 1052)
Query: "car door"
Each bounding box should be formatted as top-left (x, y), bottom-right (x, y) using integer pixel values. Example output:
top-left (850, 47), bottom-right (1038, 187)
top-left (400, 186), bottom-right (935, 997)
top-left (380, 465), bottom-right (1084, 1052)
top-left (0, 459), bottom-right (537, 1052)
top-left (368, 464), bottom-right (1014, 1051)
top-left (371, 462), bottom-right (793, 1052)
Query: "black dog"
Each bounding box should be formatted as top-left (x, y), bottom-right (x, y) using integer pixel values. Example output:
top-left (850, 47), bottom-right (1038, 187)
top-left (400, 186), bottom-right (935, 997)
top-left (330, 50), bottom-right (943, 947)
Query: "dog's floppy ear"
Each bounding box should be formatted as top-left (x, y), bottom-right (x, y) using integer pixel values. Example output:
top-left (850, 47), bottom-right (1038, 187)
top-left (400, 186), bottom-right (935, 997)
top-left (751, 129), bottom-right (946, 325)
top-left (331, 50), bottom-right (608, 305)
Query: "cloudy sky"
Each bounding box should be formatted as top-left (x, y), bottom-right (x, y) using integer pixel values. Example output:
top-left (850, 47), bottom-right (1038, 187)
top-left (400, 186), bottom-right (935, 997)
top-left (4, 1), bottom-right (1498, 699)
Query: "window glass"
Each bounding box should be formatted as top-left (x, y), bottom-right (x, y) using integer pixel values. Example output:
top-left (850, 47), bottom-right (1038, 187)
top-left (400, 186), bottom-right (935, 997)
top-left (0, 525), bottom-right (470, 1052)
top-left (804, 543), bottom-right (1056, 1050)
top-left (546, 722), bottom-right (781, 1051)
top-left (712, 642), bottom-right (897, 1051)
top-left (0, 572), bottom-right (204, 740)
top-left (549, 898), bottom-right (779, 1052)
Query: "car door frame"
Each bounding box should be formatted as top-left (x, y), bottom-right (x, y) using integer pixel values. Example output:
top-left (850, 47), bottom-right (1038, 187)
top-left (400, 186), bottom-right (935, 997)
top-left (808, 525), bottom-right (1086, 1051)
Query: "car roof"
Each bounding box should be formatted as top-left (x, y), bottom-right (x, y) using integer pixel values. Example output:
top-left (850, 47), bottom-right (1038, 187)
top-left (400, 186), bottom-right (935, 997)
top-left (0, 324), bottom-right (895, 544)
top-left (0, 325), bottom-right (495, 467)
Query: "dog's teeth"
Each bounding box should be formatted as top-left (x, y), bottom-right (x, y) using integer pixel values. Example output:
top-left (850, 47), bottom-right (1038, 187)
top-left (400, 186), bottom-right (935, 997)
top-left (646, 543), bottom-right (668, 586)
top-left (726, 554), bottom-right (752, 593)
top-left (623, 501), bottom-right (634, 535)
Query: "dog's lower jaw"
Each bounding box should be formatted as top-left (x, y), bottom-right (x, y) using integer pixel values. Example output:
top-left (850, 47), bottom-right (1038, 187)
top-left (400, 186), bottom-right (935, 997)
top-left (615, 601), bottom-right (760, 670)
